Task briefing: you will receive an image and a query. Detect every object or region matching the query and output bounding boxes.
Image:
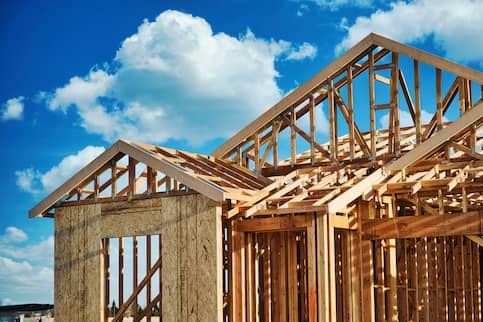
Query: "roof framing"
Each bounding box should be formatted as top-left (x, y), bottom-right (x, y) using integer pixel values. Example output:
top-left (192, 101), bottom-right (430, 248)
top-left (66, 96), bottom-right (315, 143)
top-left (29, 140), bottom-right (267, 218)
top-left (212, 33), bottom-right (483, 160)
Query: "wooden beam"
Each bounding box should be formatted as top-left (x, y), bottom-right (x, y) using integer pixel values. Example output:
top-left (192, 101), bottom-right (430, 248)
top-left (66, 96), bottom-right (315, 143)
top-left (370, 33), bottom-right (483, 84)
top-left (119, 141), bottom-right (226, 201)
top-left (213, 32), bottom-right (482, 159)
top-left (29, 141), bottom-right (122, 217)
top-left (347, 65), bottom-right (355, 159)
top-left (212, 34), bottom-right (376, 158)
top-left (369, 50), bottom-right (376, 158)
top-left (307, 215), bottom-right (317, 321)
top-left (386, 100), bottom-right (483, 172)
top-left (113, 256), bottom-right (162, 322)
top-left (316, 212), bottom-right (336, 322)
top-left (310, 94), bottom-right (316, 164)
top-left (362, 211), bottom-right (483, 239)
top-left (326, 168), bottom-right (388, 214)
top-left (391, 52), bottom-right (400, 156)
top-left (414, 60), bottom-right (422, 143)
top-left (234, 215), bottom-right (311, 233)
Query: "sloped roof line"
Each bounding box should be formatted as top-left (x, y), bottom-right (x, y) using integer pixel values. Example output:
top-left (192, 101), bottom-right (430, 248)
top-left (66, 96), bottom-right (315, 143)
top-left (325, 100), bottom-right (483, 214)
top-left (29, 140), bottom-right (227, 218)
top-left (212, 33), bottom-right (483, 159)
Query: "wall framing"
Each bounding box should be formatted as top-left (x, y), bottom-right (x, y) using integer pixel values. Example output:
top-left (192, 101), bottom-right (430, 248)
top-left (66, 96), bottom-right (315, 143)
top-left (31, 33), bottom-right (483, 321)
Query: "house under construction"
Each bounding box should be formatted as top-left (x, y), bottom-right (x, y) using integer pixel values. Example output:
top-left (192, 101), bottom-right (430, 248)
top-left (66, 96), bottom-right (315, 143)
top-left (31, 33), bottom-right (483, 321)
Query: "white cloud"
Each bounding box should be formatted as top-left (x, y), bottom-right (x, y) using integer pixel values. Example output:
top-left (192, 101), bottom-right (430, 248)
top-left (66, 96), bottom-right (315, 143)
top-left (286, 42), bottom-right (318, 60)
top-left (0, 256), bottom-right (53, 303)
top-left (0, 236), bottom-right (54, 265)
top-left (0, 227), bottom-right (54, 304)
top-left (0, 227), bottom-right (28, 244)
top-left (1, 96), bottom-right (24, 121)
top-left (42, 10), bottom-right (317, 146)
top-left (48, 70), bottom-right (114, 112)
top-left (16, 145), bottom-right (105, 196)
top-left (379, 109), bottom-right (434, 128)
top-left (299, 0), bottom-right (373, 11)
top-left (335, 0), bottom-right (483, 65)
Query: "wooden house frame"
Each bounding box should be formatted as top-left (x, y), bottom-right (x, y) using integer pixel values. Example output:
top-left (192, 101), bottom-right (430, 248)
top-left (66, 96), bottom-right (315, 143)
top-left (32, 33), bottom-right (483, 321)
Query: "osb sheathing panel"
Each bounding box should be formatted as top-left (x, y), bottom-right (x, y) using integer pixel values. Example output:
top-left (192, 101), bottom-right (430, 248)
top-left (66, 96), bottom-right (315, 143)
top-left (54, 194), bottom-right (222, 322)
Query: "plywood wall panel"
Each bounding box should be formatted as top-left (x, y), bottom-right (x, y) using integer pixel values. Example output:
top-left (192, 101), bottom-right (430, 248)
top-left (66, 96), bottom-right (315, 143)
top-left (54, 194), bottom-right (220, 322)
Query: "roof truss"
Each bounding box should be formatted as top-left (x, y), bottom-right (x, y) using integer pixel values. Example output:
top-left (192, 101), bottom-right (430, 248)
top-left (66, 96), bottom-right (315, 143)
top-left (30, 140), bottom-right (268, 217)
top-left (212, 33), bottom-right (483, 177)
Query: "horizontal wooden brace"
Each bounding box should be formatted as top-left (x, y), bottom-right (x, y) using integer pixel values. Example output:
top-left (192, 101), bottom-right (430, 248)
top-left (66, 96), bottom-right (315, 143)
top-left (233, 215), bottom-right (311, 232)
top-left (233, 213), bottom-right (356, 233)
top-left (362, 210), bottom-right (483, 239)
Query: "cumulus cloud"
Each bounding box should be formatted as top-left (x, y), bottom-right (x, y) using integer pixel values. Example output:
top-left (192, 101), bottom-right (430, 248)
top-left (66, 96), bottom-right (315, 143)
top-left (1, 96), bottom-right (24, 121)
top-left (335, 0), bottom-right (483, 65)
top-left (40, 10), bottom-right (318, 146)
top-left (286, 43), bottom-right (318, 60)
top-left (16, 145), bottom-right (105, 196)
top-left (0, 227), bottom-right (54, 304)
top-left (0, 236), bottom-right (54, 265)
top-left (0, 227), bottom-right (28, 244)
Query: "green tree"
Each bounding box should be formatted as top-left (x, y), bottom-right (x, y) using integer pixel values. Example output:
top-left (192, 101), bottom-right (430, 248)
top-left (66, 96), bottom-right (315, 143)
top-left (109, 300), bottom-right (118, 317)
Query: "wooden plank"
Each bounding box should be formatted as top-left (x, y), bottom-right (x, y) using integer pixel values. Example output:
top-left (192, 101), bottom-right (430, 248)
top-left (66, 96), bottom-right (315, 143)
top-left (254, 133), bottom-right (261, 175)
top-left (246, 233), bottom-right (257, 322)
top-left (30, 141), bottom-right (122, 217)
top-left (119, 237), bottom-right (124, 309)
top-left (264, 233), bottom-right (272, 321)
top-left (414, 60), bottom-right (422, 143)
top-left (280, 232), bottom-right (288, 322)
top-left (326, 168), bottom-right (388, 214)
top-left (316, 212), bottom-right (336, 322)
top-left (146, 235), bottom-right (152, 322)
top-left (307, 216), bottom-right (317, 322)
top-left (273, 120), bottom-right (280, 168)
top-left (386, 100), bottom-right (483, 172)
top-left (287, 231), bottom-right (299, 322)
top-left (234, 215), bottom-right (311, 233)
top-left (347, 66), bottom-right (355, 159)
top-left (112, 257), bottom-right (163, 321)
top-left (370, 33), bottom-right (483, 84)
top-left (310, 94), bottom-right (316, 163)
top-left (369, 50), bottom-right (376, 158)
top-left (418, 237), bottom-right (430, 321)
top-left (399, 70), bottom-right (416, 125)
top-left (212, 34), bottom-right (376, 158)
top-left (362, 211), bottom-right (483, 239)
top-left (328, 79), bottom-right (337, 159)
top-left (231, 225), bottom-right (246, 322)
top-left (133, 236), bottom-right (138, 321)
top-left (391, 52), bottom-right (400, 156)
top-left (161, 197), bottom-right (179, 321)
top-left (120, 141), bottom-right (226, 202)
top-left (103, 238), bottom-right (110, 322)
top-left (213, 32), bottom-right (482, 159)
top-left (437, 68), bottom-right (443, 130)
top-left (291, 107), bottom-right (297, 166)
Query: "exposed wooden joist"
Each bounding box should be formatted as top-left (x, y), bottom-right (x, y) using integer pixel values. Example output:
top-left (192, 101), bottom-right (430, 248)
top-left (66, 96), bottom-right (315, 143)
top-left (362, 211), bottom-right (483, 239)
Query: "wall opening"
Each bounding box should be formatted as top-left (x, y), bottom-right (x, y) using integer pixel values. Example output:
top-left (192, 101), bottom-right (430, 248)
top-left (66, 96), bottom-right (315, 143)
top-left (102, 234), bottom-right (162, 322)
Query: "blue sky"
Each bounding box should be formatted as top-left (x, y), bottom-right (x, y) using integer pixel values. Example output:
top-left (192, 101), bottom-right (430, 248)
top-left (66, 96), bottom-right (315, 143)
top-left (0, 0), bottom-right (482, 305)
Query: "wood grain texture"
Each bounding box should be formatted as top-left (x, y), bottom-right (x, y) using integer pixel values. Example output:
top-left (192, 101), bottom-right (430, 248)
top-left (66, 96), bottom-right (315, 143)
top-left (54, 194), bottom-right (221, 322)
